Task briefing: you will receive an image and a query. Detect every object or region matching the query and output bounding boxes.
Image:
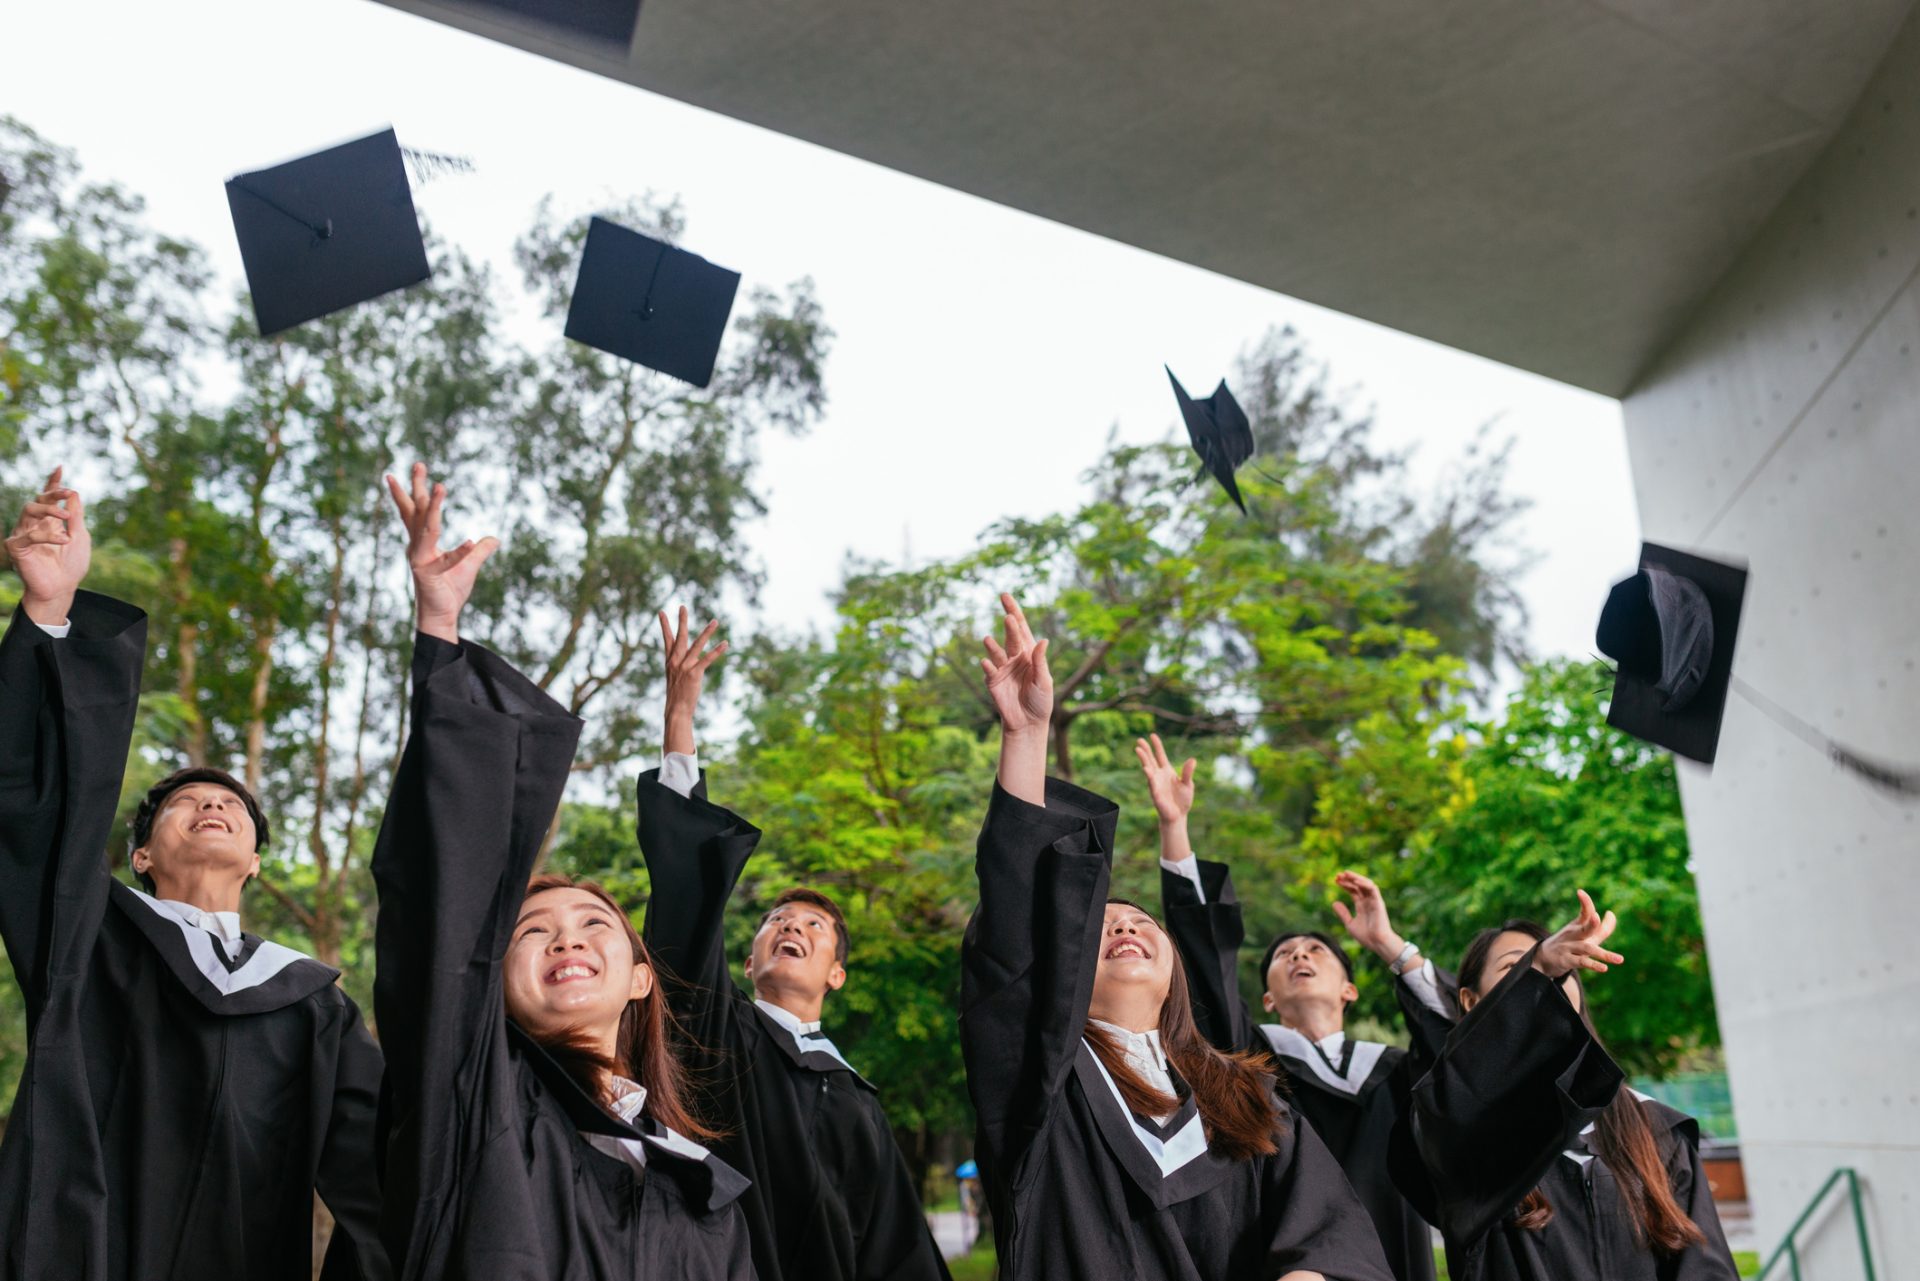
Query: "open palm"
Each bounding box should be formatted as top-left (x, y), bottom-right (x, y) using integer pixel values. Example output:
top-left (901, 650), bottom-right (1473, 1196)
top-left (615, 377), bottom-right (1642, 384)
top-left (980, 593), bottom-right (1052, 735)
top-left (385, 463), bottom-right (497, 639)
top-left (6, 468), bottom-right (91, 621)
top-left (1133, 733), bottom-right (1196, 823)
top-left (1536, 890), bottom-right (1625, 978)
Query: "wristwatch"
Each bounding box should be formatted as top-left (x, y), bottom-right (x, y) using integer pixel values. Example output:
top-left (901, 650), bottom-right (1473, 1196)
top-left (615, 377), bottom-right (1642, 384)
top-left (1388, 940), bottom-right (1421, 976)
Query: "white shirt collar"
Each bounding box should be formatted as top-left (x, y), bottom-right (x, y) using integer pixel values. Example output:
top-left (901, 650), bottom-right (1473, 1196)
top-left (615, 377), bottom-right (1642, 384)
top-left (1088, 1019), bottom-right (1170, 1072)
top-left (754, 998), bottom-right (824, 1038)
top-left (151, 898), bottom-right (244, 949)
top-left (607, 1074), bottom-right (648, 1127)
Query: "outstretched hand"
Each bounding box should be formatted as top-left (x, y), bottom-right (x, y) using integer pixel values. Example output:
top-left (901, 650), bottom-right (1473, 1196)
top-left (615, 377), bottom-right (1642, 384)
top-left (660, 605), bottom-right (726, 756)
top-left (1133, 733), bottom-right (1196, 826)
top-left (982, 593), bottom-right (1051, 805)
top-left (384, 463), bottom-right (498, 644)
top-left (6, 467), bottom-right (91, 626)
top-left (1534, 890), bottom-right (1624, 981)
top-left (981, 593), bottom-right (1052, 736)
top-left (1330, 870), bottom-right (1408, 964)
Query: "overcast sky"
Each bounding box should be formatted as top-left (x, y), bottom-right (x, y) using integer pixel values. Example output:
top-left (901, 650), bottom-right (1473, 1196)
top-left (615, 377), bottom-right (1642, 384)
top-left (8, 0), bottom-right (1640, 667)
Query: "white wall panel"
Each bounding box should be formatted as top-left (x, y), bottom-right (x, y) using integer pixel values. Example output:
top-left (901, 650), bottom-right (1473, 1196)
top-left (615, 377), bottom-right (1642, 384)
top-left (1621, 8), bottom-right (1920, 1273)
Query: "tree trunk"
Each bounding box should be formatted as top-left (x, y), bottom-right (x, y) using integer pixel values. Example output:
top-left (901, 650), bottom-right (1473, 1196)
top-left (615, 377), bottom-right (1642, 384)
top-left (170, 536), bottom-right (206, 765)
top-left (1050, 710), bottom-right (1075, 782)
top-left (305, 515), bottom-right (347, 967)
top-left (243, 622), bottom-right (275, 794)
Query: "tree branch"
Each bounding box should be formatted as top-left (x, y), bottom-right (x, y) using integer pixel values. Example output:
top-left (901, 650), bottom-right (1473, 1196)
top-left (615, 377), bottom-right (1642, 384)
top-left (252, 872), bottom-right (318, 935)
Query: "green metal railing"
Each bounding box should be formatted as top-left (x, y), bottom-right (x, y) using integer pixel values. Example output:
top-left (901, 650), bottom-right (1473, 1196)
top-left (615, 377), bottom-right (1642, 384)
top-left (1755, 1168), bottom-right (1875, 1281)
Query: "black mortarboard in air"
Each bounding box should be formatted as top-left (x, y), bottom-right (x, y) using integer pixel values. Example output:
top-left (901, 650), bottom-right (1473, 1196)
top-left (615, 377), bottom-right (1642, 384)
top-left (564, 216), bottom-right (741, 387)
top-left (1595, 542), bottom-right (1748, 765)
top-left (1167, 367), bottom-right (1257, 513)
top-left (226, 129), bottom-right (432, 337)
top-left (456, 0), bottom-right (641, 49)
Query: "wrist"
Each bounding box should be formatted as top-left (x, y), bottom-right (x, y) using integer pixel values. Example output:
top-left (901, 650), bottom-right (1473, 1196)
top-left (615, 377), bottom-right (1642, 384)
top-left (1371, 930), bottom-right (1408, 965)
top-left (416, 610), bottom-right (459, 644)
top-left (663, 716), bottom-right (697, 758)
top-left (21, 590), bottom-right (76, 628)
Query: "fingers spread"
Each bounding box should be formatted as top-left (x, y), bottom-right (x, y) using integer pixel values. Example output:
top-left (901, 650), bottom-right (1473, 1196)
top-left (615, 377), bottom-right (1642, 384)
top-left (385, 474), bottom-right (415, 520)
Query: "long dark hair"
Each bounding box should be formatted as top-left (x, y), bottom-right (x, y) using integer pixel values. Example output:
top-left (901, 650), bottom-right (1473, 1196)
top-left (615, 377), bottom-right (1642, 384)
top-left (1458, 919), bottom-right (1704, 1253)
top-left (521, 874), bottom-right (721, 1141)
top-left (1084, 899), bottom-right (1284, 1161)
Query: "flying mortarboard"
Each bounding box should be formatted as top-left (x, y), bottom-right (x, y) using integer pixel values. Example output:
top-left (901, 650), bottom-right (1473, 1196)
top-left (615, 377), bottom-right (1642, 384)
top-left (1167, 367), bottom-right (1257, 514)
top-left (456, 0), bottom-right (642, 50)
top-left (1595, 542), bottom-right (1748, 765)
top-left (564, 216), bottom-right (741, 388)
top-left (226, 128), bottom-right (432, 337)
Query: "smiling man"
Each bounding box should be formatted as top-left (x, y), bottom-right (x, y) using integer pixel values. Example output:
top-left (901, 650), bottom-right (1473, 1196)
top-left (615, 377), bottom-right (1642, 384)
top-left (1136, 733), bottom-right (1449, 1281)
top-left (632, 608), bottom-right (951, 1281)
top-left (0, 470), bottom-right (388, 1281)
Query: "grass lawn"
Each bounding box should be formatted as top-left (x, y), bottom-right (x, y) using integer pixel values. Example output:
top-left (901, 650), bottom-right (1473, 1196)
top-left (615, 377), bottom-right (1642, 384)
top-left (945, 1245), bottom-right (997, 1281)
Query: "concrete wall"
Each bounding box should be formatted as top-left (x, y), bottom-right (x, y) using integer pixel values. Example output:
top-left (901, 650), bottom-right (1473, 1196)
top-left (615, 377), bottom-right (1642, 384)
top-left (1620, 10), bottom-right (1920, 1275)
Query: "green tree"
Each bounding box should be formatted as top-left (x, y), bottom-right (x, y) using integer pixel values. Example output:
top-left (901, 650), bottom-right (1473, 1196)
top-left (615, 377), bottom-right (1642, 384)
top-left (1307, 659), bottom-right (1715, 1075)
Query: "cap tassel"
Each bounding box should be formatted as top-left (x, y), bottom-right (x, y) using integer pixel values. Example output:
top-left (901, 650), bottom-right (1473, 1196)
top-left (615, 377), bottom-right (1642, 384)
top-left (631, 247), bottom-right (668, 323)
top-left (1730, 676), bottom-right (1920, 801)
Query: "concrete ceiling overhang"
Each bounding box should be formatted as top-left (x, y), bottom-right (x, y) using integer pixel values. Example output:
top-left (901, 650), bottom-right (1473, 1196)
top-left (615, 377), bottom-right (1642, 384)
top-left (373, 0), bottom-right (1917, 396)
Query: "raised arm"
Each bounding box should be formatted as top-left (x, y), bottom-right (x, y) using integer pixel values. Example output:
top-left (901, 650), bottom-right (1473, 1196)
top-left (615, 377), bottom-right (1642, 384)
top-left (1331, 870), bottom-right (1457, 1064)
top-left (636, 605), bottom-right (760, 1011)
top-left (370, 466), bottom-right (582, 1204)
top-left (1138, 734), bottom-right (1257, 1054)
top-left (1399, 892), bottom-right (1627, 1250)
top-left (961, 596), bottom-right (1119, 1175)
top-left (0, 469), bottom-right (144, 1020)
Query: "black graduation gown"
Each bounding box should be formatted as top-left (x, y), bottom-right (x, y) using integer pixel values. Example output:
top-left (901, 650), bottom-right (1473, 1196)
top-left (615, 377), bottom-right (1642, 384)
top-left (634, 770), bottom-right (951, 1281)
top-left (960, 778), bottom-right (1396, 1281)
top-left (0, 594), bottom-right (389, 1281)
top-left (370, 635), bottom-right (754, 1281)
top-left (1160, 859), bottom-right (1437, 1281)
top-left (1388, 955), bottom-right (1739, 1281)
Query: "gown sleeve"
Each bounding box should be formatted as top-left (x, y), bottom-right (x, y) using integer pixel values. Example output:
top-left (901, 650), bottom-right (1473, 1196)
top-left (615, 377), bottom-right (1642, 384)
top-left (313, 994), bottom-right (393, 1281)
top-left (370, 635), bottom-right (582, 1227)
top-left (1394, 961), bottom-right (1462, 1073)
top-left (1399, 954), bottom-right (1625, 1251)
top-left (633, 767), bottom-right (762, 1043)
top-left (1661, 1117), bottom-right (1741, 1281)
top-left (1159, 858), bottom-right (1258, 1054)
top-left (0, 594), bottom-right (145, 1023)
top-left (1262, 1100), bottom-right (1398, 1281)
top-left (959, 777), bottom-right (1118, 1189)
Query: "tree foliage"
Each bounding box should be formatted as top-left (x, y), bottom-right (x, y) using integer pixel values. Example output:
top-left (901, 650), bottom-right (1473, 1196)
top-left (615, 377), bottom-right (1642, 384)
top-left (0, 116), bottom-right (1716, 1174)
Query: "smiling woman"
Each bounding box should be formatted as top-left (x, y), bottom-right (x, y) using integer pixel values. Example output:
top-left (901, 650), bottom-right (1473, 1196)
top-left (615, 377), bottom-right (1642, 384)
top-left (506, 874), bottom-right (717, 1141)
top-left (368, 464), bottom-right (753, 1281)
top-left (959, 592), bottom-right (1394, 1281)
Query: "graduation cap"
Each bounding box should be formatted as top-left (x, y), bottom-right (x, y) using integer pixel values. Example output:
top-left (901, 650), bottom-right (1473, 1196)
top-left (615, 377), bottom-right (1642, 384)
top-left (564, 216), bottom-right (741, 388)
top-left (1595, 542), bottom-right (1748, 765)
top-left (1167, 367), bottom-right (1256, 513)
top-left (226, 128), bottom-right (432, 337)
top-left (458, 0), bottom-right (641, 49)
